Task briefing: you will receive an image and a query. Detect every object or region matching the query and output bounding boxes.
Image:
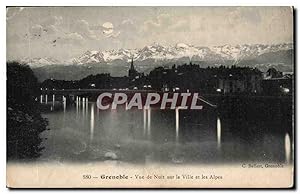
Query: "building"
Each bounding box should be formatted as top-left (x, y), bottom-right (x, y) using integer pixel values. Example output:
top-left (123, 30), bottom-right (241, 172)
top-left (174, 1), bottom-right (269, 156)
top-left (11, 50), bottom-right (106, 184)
top-left (128, 58), bottom-right (140, 81)
top-left (217, 67), bottom-right (263, 94)
top-left (262, 75), bottom-right (293, 95)
top-left (128, 58), bottom-right (145, 89)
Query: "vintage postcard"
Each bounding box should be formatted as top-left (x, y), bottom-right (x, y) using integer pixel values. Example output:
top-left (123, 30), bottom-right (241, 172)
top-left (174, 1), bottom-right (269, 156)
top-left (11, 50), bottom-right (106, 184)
top-left (6, 6), bottom-right (294, 188)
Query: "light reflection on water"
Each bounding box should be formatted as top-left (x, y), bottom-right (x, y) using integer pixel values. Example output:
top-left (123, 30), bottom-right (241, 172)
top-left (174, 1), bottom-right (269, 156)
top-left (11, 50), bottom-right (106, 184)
top-left (143, 108), bottom-right (146, 137)
top-left (90, 103), bottom-right (95, 141)
top-left (40, 102), bottom-right (291, 164)
top-left (175, 107), bottom-right (179, 142)
top-left (217, 117), bottom-right (221, 149)
top-left (147, 107), bottom-right (151, 139)
top-left (52, 95), bottom-right (55, 108)
top-left (285, 133), bottom-right (291, 164)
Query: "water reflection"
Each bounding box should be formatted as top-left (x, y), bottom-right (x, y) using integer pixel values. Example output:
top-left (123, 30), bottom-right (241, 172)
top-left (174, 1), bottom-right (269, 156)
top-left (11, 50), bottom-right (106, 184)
top-left (175, 107), bottom-right (179, 142)
top-left (285, 133), bottom-right (291, 164)
top-left (76, 96), bottom-right (79, 117)
top-left (143, 108), bottom-right (147, 137)
top-left (41, 102), bottom-right (292, 164)
top-left (147, 107), bottom-right (151, 139)
top-left (86, 98), bottom-right (88, 116)
top-left (217, 117), bottom-right (221, 149)
top-left (52, 95), bottom-right (55, 108)
top-left (90, 104), bottom-right (95, 141)
top-left (62, 96), bottom-right (66, 112)
top-left (82, 97), bottom-right (85, 117)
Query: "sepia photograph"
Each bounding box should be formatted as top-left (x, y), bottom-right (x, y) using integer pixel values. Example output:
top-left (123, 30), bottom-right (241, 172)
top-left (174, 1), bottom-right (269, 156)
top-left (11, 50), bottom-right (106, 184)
top-left (5, 6), bottom-right (294, 188)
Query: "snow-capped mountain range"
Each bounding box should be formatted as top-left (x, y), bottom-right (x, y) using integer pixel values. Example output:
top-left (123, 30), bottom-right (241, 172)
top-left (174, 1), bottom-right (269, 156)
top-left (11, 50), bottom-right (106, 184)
top-left (20, 57), bottom-right (62, 67)
top-left (21, 42), bottom-right (293, 67)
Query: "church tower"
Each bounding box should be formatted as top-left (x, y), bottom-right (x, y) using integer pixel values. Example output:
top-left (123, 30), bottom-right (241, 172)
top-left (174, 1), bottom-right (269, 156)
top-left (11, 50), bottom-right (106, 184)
top-left (128, 57), bottom-right (138, 80)
top-left (130, 57), bottom-right (134, 71)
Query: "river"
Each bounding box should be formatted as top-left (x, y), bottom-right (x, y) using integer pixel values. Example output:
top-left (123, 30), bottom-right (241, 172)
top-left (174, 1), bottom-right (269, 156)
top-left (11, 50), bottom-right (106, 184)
top-left (39, 98), bottom-right (293, 165)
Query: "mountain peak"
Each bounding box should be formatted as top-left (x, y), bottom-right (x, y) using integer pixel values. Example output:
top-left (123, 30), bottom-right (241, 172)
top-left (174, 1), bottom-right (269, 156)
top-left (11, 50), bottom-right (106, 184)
top-left (19, 42), bottom-right (293, 67)
top-left (176, 43), bottom-right (190, 49)
top-left (149, 42), bottom-right (165, 47)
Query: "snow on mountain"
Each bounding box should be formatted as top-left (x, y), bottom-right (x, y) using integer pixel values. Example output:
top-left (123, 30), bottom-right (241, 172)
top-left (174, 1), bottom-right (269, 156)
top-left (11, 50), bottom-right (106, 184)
top-left (20, 57), bottom-right (62, 67)
top-left (71, 50), bottom-right (105, 64)
top-left (71, 42), bottom-right (292, 65)
top-left (211, 43), bottom-right (293, 62)
top-left (20, 43), bottom-right (293, 67)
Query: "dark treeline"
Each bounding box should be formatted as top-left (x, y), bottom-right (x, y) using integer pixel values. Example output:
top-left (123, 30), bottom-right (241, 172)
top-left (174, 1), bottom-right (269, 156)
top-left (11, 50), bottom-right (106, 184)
top-left (7, 61), bottom-right (48, 160)
top-left (40, 62), bottom-right (292, 95)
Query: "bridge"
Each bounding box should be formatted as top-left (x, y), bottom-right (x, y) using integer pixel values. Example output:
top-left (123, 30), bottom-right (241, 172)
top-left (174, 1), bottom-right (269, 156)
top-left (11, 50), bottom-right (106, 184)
top-left (40, 89), bottom-right (218, 108)
top-left (41, 89), bottom-right (158, 95)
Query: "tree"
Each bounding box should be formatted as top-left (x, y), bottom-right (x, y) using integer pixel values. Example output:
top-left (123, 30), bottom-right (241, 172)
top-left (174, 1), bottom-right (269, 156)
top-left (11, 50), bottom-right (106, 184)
top-left (7, 61), bottom-right (48, 160)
